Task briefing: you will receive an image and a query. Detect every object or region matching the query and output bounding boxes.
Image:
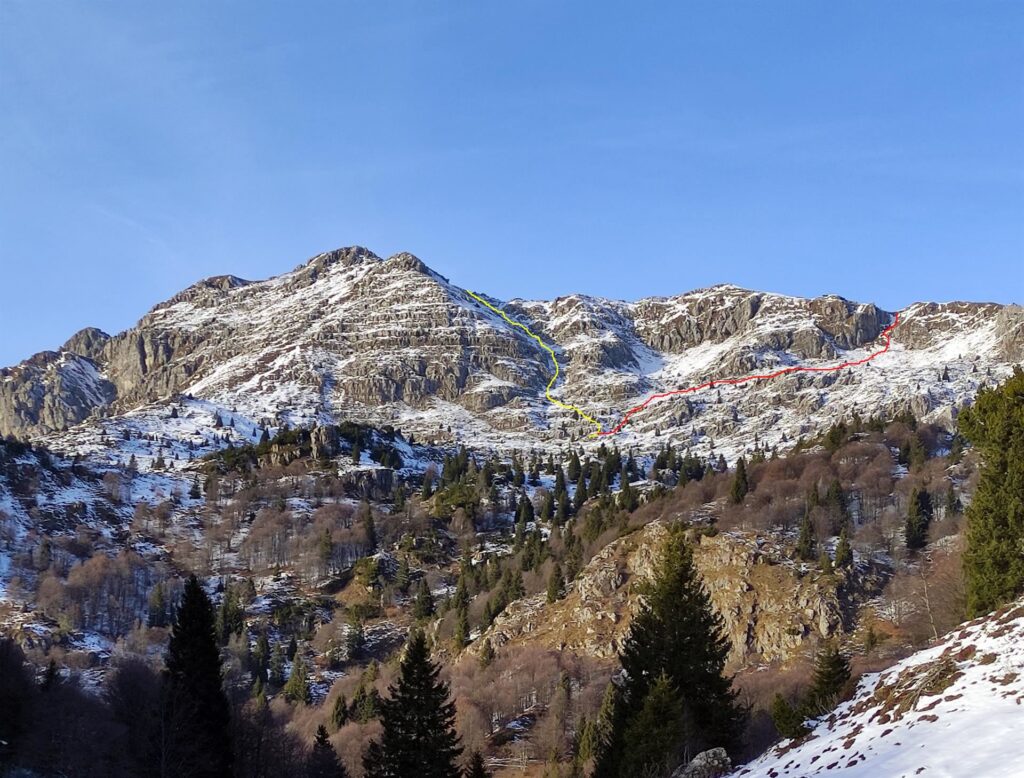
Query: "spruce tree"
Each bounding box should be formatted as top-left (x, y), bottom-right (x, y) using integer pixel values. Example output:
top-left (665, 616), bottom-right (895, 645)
top-left (547, 562), bottom-right (564, 604)
top-left (729, 456), bottom-right (749, 504)
top-left (308, 724), bottom-right (349, 778)
top-left (796, 512), bottom-right (816, 561)
top-left (413, 579), bottom-right (435, 620)
top-left (161, 575), bottom-right (232, 777)
top-left (804, 642), bottom-right (851, 716)
top-left (594, 527), bottom-right (744, 777)
top-left (463, 751), bottom-right (491, 778)
top-left (573, 471), bottom-right (587, 512)
top-left (331, 693), bottom-right (350, 730)
top-left (770, 693), bottom-right (809, 740)
top-left (619, 673), bottom-right (686, 778)
top-left (960, 367), bottom-right (1024, 616)
top-left (284, 653), bottom-right (311, 704)
top-left (363, 630), bottom-right (463, 778)
top-left (269, 642), bottom-right (285, 686)
top-left (834, 527), bottom-right (853, 569)
top-left (478, 638), bottom-right (495, 669)
top-left (905, 486), bottom-right (933, 550)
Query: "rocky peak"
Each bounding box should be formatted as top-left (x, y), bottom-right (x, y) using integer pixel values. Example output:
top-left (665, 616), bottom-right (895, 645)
top-left (61, 327), bottom-right (110, 361)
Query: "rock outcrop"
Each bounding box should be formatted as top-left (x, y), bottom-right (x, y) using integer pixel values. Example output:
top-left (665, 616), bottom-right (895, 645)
top-left (470, 522), bottom-right (885, 669)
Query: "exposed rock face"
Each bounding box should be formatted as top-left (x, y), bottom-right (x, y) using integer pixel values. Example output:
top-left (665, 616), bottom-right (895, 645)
top-left (470, 522), bottom-right (885, 669)
top-left (1, 247), bottom-right (1019, 461)
top-left (0, 351), bottom-right (116, 438)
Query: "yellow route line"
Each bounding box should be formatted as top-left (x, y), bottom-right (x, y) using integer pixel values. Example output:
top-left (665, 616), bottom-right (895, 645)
top-left (466, 290), bottom-right (603, 437)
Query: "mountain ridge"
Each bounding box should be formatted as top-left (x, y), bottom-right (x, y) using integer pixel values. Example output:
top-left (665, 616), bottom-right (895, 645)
top-left (2, 247), bottom-right (1021, 464)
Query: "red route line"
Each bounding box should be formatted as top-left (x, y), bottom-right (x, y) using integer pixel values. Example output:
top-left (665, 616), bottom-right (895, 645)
top-left (596, 311), bottom-right (902, 437)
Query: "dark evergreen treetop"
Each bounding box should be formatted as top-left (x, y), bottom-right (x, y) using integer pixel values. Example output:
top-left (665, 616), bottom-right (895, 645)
top-left (363, 629), bottom-right (463, 778)
top-left (463, 751), bottom-right (491, 778)
top-left (163, 574), bottom-right (233, 778)
top-left (804, 642), bottom-right (851, 716)
top-left (307, 724), bottom-right (349, 778)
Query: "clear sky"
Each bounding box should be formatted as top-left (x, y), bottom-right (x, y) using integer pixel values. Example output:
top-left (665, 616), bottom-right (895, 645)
top-left (1, 2), bottom-right (1022, 365)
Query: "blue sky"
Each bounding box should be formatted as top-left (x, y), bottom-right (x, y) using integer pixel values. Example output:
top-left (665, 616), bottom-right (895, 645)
top-left (1, 2), bottom-right (1022, 365)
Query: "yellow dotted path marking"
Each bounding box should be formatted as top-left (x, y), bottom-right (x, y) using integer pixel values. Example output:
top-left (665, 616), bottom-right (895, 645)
top-left (466, 290), bottom-right (603, 437)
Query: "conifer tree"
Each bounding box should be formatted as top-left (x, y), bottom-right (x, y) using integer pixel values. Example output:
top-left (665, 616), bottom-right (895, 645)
top-left (594, 527), bottom-right (744, 777)
top-left (834, 527), bottom-right (853, 569)
top-left (413, 579), bottom-right (435, 620)
top-left (284, 653), bottom-right (311, 704)
top-left (796, 512), bottom-right (816, 561)
top-left (478, 638), bottom-right (495, 669)
top-left (463, 751), bottom-right (491, 778)
top-left (729, 456), bottom-right (749, 504)
top-left (573, 471), bottom-right (587, 512)
top-left (269, 642), bottom-right (285, 686)
top-left (308, 724), bottom-right (349, 778)
top-left (619, 673), bottom-right (686, 778)
top-left (360, 501), bottom-right (377, 553)
top-left (161, 575), bottom-right (232, 777)
top-left (905, 487), bottom-right (932, 550)
top-left (331, 693), bottom-right (350, 730)
top-left (547, 562), bottom-right (564, 604)
top-left (617, 470), bottom-right (639, 512)
top-left (960, 368), bottom-right (1024, 616)
top-left (803, 642), bottom-right (851, 716)
top-left (253, 628), bottom-right (270, 679)
top-left (770, 693), bottom-right (808, 739)
top-left (395, 556), bottom-right (411, 595)
top-left (363, 630), bottom-right (463, 778)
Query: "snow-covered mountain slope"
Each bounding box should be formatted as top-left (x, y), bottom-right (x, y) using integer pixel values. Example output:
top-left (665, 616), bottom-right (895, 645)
top-left (2, 246), bottom-right (1021, 463)
top-left (733, 599), bottom-right (1024, 778)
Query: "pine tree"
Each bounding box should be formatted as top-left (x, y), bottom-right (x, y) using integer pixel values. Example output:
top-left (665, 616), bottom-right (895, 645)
top-left (363, 630), bottom-right (463, 778)
top-left (413, 579), bottom-right (435, 620)
top-left (284, 653), bottom-right (311, 704)
top-left (804, 642), bottom-right (851, 716)
top-left (573, 471), bottom-right (587, 512)
top-left (453, 609), bottom-right (470, 650)
top-left (618, 470), bottom-right (639, 512)
top-left (905, 487), bottom-right (932, 550)
top-left (269, 642), bottom-right (285, 687)
top-left (796, 512), bottom-right (816, 561)
top-left (834, 527), bottom-right (853, 569)
top-left (463, 750), bottom-right (491, 778)
top-left (308, 724), bottom-right (349, 778)
top-left (361, 501), bottom-right (378, 553)
top-left (161, 575), bottom-right (232, 777)
top-left (960, 367), bottom-right (1024, 616)
top-left (729, 456), bottom-right (749, 504)
top-left (331, 693), bottom-right (350, 730)
top-left (215, 586), bottom-right (244, 645)
top-left (546, 562), bottom-right (564, 604)
top-left (770, 693), bottom-right (808, 740)
top-left (396, 555), bottom-right (411, 595)
top-left (594, 527), bottom-right (744, 777)
top-left (618, 673), bottom-right (687, 778)
top-left (478, 638), bottom-right (495, 668)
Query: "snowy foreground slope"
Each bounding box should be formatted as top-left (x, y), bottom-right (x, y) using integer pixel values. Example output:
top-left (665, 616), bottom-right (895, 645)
top-left (733, 599), bottom-right (1024, 778)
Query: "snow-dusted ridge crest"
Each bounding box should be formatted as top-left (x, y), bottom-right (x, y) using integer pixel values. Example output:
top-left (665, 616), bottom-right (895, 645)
top-left (1, 246), bottom-right (1021, 462)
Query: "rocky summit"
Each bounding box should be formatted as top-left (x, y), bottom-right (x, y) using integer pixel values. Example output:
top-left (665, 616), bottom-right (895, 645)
top-left (2, 246), bottom-right (1021, 464)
